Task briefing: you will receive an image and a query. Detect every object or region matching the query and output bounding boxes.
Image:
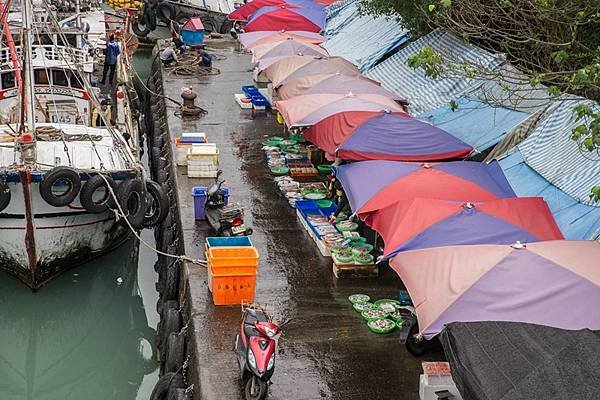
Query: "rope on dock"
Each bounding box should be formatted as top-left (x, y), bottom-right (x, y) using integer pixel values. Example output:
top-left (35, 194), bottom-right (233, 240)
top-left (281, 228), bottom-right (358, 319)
top-left (97, 173), bottom-right (207, 266)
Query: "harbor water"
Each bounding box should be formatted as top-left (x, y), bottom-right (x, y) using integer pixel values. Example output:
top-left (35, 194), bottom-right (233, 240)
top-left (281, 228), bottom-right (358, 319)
top-left (0, 49), bottom-right (160, 400)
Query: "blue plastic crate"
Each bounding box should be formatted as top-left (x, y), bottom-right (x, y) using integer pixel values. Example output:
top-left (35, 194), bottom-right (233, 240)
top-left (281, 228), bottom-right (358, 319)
top-left (206, 236), bottom-right (253, 248)
top-left (251, 96), bottom-right (268, 107)
top-left (242, 85), bottom-right (259, 97)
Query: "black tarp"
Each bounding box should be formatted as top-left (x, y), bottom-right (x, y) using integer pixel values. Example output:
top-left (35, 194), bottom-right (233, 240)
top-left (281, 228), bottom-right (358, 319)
top-left (440, 321), bottom-right (600, 400)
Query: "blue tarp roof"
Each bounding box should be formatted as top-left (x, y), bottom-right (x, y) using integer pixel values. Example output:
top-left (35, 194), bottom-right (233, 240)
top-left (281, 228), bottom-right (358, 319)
top-left (517, 97), bottom-right (600, 205)
top-left (365, 29), bottom-right (505, 115)
top-left (323, 0), bottom-right (410, 72)
top-left (498, 151), bottom-right (600, 240)
top-left (419, 97), bottom-right (532, 152)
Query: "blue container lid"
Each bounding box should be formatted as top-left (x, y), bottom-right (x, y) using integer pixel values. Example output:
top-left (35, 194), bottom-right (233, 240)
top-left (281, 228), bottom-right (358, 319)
top-left (192, 187), bottom-right (207, 196)
top-left (206, 236), bottom-right (253, 247)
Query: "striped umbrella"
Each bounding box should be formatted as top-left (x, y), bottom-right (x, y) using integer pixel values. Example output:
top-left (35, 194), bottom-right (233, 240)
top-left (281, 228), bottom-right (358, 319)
top-left (390, 240), bottom-right (600, 339)
top-left (229, 0), bottom-right (324, 21)
top-left (237, 30), bottom-right (326, 49)
top-left (243, 5), bottom-right (326, 33)
top-left (333, 160), bottom-right (516, 222)
top-left (276, 74), bottom-right (403, 101)
top-left (370, 197), bottom-right (563, 259)
top-left (276, 92), bottom-right (404, 127)
top-left (252, 39), bottom-right (329, 68)
top-left (262, 56), bottom-right (358, 87)
top-left (304, 111), bottom-right (471, 161)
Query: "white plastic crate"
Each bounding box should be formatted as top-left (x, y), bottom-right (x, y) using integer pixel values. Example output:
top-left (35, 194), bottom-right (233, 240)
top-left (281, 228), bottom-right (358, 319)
top-left (176, 143), bottom-right (192, 166)
top-left (419, 374), bottom-right (463, 400)
top-left (188, 165), bottom-right (219, 178)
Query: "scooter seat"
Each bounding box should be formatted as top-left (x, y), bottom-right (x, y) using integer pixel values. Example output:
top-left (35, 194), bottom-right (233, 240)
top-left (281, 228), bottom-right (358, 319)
top-left (244, 323), bottom-right (260, 337)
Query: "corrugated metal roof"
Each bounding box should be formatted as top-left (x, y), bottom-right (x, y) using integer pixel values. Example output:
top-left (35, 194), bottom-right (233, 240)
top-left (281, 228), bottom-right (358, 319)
top-left (365, 29), bottom-right (505, 115)
top-left (517, 96), bottom-right (600, 205)
top-left (419, 96), bottom-right (532, 152)
top-left (498, 151), bottom-right (600, 240)
top-left (323, 0), bottom-right (410, 72)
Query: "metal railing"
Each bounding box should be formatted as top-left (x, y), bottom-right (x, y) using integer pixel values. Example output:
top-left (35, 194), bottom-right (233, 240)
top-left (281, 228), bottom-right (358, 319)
top-left (0, 44), bottom-right (90, 68)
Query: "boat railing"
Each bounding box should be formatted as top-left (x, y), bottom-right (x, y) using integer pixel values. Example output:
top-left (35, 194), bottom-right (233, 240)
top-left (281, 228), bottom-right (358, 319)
top-left (0, 44), bottom-right (91, 69)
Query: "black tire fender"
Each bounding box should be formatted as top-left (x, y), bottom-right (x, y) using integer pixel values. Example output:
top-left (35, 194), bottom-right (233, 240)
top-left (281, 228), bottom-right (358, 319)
top-left (156, 2), bottom-right (177, 22)
top-left (150, 372), bottom-right (184, 400)
top-left (116, 179), bottom-right (146, 229)
top-left (160, 308), bottom-right (181, 354)
top-left (0, 180), bottom-right (11, 212)
top-left (40, 166), bottom-right (82, 207)
top-left (80, 174), bottom-right (117, 213)
top-left (163, 261), bottom-right (180, 301)
top-left (132, 15), bottom-right (151, 37)
top-left (168, 388), bottom-right (190, 400)
top-left (165, 332), bottom-right (185, 373)
top-left (144, 7), bottom-right (157, 31)
top-left (143, 180), bottom-right (169, 228)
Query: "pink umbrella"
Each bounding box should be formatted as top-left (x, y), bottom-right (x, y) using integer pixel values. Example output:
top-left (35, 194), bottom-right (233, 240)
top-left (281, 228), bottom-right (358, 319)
top-left (276, 74), bottom-right (404, 101)
top-left (276, 92), bottom-right (404, 127)
top-left (262, 56), bottom-right (358, 87)
top-left (390, 240), bottom-right (600, 339)
top-left (252, 39), bottom-right (329, 67)
top-left (238, 31), bottom-right (326, 49)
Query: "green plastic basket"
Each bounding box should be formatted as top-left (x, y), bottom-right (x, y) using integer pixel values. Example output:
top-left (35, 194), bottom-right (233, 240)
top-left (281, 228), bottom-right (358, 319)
top-left (270, 166), bottom-right (289, 176)
top-left (354, 253), bottom-right (374, 264)
top-left (361, 308), bottom-right (389, 321)
top-left (317, 164), bottom-right (332, 174)
top-left (367, 318), bottom-right (397, 334)
top-left (352, 302), bottom-right (376, 313)
top-left (316, 199), bottom-right (334, 208)
top-left (348, 294), bottom-right (371, 304)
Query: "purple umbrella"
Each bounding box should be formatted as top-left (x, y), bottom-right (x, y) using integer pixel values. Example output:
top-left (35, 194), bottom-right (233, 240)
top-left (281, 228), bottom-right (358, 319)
top-left (277, 74), bottom-right (405, 101)
top-left (390, 240), bottom-right (600, 339)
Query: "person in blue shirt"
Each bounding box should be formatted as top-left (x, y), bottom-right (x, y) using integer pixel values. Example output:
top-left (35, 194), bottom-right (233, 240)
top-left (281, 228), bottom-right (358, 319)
top-left (100, 34), bottom-right (120, 85)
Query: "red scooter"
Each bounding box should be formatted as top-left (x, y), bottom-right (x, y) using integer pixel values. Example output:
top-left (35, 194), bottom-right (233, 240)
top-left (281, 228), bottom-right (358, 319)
top-left (234, 304), bottom-right (281, 400)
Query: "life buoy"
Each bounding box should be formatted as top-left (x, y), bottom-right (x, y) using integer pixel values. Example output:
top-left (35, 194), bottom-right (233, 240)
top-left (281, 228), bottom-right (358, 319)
top-left (143, 180), bottom-right (169, 228)
top-left (156, 2), bottom-right (177, 22)
top-left (40, 166), bottom-right (82, 207)
top-left (79, 174), bottom-right (117, 213)
top-left (0, 180), bottom-right (11, 212)
top-left (116, 179), bottom-right (146, 229)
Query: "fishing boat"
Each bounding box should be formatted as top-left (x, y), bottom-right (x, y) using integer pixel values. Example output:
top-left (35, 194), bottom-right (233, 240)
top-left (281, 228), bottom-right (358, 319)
top-left (0, 0), bottom-right (166, 290)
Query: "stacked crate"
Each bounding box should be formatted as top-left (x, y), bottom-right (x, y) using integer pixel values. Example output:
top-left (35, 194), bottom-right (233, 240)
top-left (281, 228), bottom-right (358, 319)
top-left (176, 132), bottom-right (207, 166)
top-left (187, 143), bottom-right (219, 178)
top-left (205, 237), bottom-right (259, 305)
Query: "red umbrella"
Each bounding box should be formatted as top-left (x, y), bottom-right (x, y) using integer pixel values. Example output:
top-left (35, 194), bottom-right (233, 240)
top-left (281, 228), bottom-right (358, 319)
top-left (228, 0), bottom-right (323, 21)
top-left (243, 5), bottom-right (325, 33)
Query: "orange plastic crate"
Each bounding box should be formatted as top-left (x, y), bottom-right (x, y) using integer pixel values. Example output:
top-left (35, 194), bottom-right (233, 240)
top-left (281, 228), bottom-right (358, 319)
top-left (211, 268), bottom-right (256, 305)
top-left (208, 246), bottom-right (259, 275)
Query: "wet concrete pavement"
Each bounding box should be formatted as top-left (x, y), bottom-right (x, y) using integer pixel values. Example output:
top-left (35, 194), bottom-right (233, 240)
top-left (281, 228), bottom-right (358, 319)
top-left (160, 40), bottom-right (442, 400)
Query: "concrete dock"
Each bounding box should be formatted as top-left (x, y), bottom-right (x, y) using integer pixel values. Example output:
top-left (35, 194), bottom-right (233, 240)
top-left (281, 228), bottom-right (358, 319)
top-left (153, 38), bottom-right (441, 399)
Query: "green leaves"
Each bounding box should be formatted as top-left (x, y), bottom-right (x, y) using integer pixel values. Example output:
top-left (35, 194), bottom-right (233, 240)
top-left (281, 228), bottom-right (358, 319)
top-left (591, 186), bottom-right (600, 202)
top-left (449, 99), bottom-right (459, 111)
top-left (552, 50), bottom-right (568, 64)
top-left (407, 46), bottom-right (445, 78)
top-left (428, 4), bottom-right (436, 12)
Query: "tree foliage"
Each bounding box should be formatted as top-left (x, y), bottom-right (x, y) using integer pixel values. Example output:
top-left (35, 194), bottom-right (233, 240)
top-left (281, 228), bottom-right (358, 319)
top-left (360, 0), bottom-right (600, 201)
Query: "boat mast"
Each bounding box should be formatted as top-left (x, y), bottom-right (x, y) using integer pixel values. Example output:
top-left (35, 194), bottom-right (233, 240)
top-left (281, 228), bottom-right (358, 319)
top-left (20, 0), bottom-right (37, 163)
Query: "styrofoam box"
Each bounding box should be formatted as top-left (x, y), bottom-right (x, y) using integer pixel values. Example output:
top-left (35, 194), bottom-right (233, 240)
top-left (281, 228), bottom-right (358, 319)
top-left (181, 132), bottom-right (206, 143)
top-left (419, 374), bottom-right (463, 400)
top-left (234, 93), bottom-right (253, 109)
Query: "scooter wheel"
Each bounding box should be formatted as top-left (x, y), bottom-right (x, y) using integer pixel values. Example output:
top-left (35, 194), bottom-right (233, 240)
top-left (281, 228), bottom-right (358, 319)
top-left (405, 323), bottom-right (427, 356)
top-left (244, 376), bottom-right (268, 400)
top-left (244, 228), bottom-right (253, 236)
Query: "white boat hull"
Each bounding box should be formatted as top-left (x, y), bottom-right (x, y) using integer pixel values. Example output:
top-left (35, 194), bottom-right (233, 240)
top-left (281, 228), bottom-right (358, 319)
top-left (0, 180), bottom-right (130, 290)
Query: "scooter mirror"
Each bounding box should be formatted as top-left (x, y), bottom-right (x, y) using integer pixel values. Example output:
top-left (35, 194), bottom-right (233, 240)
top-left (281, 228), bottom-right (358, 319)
top-left (217, 170), bottom-right (223, 177)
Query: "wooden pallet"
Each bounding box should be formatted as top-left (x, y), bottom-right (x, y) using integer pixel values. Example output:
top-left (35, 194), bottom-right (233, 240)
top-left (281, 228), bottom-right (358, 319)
top-left (332, 253), bottom-right (378, 278)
